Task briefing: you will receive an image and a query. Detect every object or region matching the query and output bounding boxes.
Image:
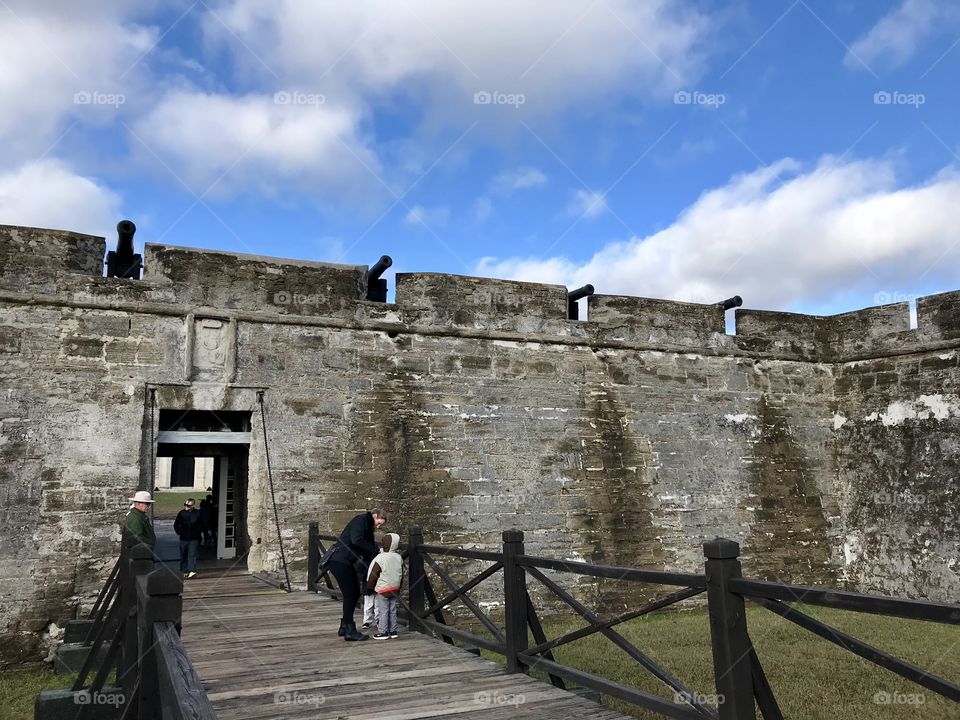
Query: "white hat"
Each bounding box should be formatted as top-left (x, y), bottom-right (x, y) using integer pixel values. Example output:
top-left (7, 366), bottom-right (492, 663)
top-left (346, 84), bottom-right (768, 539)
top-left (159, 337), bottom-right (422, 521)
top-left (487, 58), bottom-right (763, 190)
top-left (129, 490), bottom-right (155, 504)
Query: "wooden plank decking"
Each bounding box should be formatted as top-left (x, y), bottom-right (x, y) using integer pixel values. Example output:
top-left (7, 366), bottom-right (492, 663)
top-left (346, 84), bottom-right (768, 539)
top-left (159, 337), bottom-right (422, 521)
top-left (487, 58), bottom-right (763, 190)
top-left (180, 570), bottom-right (634, 720)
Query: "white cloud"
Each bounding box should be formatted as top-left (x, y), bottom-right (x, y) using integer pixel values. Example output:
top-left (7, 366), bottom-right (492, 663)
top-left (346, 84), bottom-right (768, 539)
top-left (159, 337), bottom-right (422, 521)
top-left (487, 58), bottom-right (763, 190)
top-left (404, 204), bottom-right (450, 228)
top-left (205, 1), bottom-right (711, 117)
top-left (476, 157), bottom-right (960, 311)
top-left (568, 189), bottom-right (608, 219)
top-left (0, 1), bottom-right (157, 163)
top-left (473, 196), bottom-right (494, 222)
top-left (0, 159), bottom-right (122, 238)
top-left (133, 91), bottom-right (378, 201)
top-left (492, 167), bottom-right (547, 194)
top-left (846, 0), bottom-right (957, 69)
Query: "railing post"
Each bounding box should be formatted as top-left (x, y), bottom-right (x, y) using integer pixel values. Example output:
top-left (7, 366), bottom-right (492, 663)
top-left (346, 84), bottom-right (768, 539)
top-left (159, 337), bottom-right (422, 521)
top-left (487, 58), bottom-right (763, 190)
top-left (408, 526), bottom-right (425, 631)
top-left (137, 566), bottom-right (184, 720)
top-left (119, 543), bottom-right (153, 702)
top-left (307, 522), bottom-right (319, 592)
top-left (502, 529), bottom-right (527, 673)
top-left (704, 538), bottom-right (756, 720)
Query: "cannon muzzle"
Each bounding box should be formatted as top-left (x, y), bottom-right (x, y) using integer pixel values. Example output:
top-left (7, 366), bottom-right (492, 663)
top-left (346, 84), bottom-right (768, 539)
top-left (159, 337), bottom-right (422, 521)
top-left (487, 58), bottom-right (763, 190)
top-left (106, 219), bottom-right (142, 279)
top-left (718, 295), bottom-right (743, 311)
top-left (568, 284), bottom-right (595, 320)
top-left (116, 220), bottom-right (136, 257)
top-left (366, 255), bottom-right (393, 302)
top-left (369, 255), bottom-right (392, 282)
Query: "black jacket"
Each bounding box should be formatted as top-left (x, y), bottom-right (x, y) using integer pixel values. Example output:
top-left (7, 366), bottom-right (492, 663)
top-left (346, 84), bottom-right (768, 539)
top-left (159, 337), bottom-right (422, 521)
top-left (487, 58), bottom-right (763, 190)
top-left (174, 509), bottom-right (203, 542)
top-left (332, 512), bottom-right (378, 567)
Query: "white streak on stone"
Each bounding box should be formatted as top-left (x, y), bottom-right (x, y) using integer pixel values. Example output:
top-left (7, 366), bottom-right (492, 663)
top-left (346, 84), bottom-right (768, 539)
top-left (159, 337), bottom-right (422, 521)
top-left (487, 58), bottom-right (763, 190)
top-left (863, 394), bottom-right (960, 426)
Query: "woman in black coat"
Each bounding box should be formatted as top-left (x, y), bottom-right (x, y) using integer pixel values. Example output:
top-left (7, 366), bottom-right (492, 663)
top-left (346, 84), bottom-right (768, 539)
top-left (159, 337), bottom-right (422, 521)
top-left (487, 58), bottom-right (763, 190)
top-left (329, 508), bottom-right (386, 640)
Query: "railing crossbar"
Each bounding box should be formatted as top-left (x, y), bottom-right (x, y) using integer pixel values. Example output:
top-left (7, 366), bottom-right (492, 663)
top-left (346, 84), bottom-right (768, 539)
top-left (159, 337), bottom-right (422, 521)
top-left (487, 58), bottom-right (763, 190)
top-left (518, 555), bottom-right (707, 588)
top-left (749, 596), bottom-right (960, 702)
top-left (515, 654), bottom-right (711, 720)
top-left (526, 586), bottom-right (704, 657)
top-left (524, 591), bottom-right (566, 689)
top-left (155, 622), bottom-right (218, 720)
top-left (526, 566), bottom-right (718, 719)
top-left (419, 544), bottom-right (502, 562)
top-left (89, 619), bottom-right (124, 695)
top-left (422, 561), bottom-right (503, 618)
top-left (72, 589), bottom-right (124, 691)
top-left (748, 639), bottom-right (783, 720)
top-left (422, 553), bottom-right (506, 644)
top-left (88, 559), bottom-right (121, 620)
top-left (419, 618), bottom-right (506, 653)
top-left (83, 571), bottom-right (122, 645)
top-left (422, 575), bottom-right (456, 645)
top-left (732, 578), bottom-right (960, 625)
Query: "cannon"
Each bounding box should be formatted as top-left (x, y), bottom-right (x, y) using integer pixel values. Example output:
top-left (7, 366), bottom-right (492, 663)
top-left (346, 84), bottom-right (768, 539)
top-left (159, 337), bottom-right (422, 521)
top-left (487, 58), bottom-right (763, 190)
top-left (366, 255), bottom-right (393, 302)
top-left (568, 284), bottom-right (595, 320)
top-left (717, 295), bottom-right (743, 311)
top-left (105, 220), bottom-right (142, 279)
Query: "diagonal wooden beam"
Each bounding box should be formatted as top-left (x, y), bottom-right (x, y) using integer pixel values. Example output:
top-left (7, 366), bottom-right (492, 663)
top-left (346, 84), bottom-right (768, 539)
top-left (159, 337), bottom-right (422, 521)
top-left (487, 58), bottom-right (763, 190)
top-left (748, 637), bottom-right (783, 720)
top-left (527, 566), bottom-right (718, 720)
top-left (527, 586), bottom-right (704, 656)
top-left (423, 553), bottom-right (506, 644)
top-left (422, 561), bottom-right (503, 618)
top-left (749, 596), bottom-right (960, 702)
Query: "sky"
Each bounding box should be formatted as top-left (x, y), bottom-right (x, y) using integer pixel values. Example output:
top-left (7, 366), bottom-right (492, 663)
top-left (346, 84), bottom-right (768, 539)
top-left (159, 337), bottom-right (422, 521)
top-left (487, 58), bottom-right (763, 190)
top-left (1, 0), bottom-right (958, 317)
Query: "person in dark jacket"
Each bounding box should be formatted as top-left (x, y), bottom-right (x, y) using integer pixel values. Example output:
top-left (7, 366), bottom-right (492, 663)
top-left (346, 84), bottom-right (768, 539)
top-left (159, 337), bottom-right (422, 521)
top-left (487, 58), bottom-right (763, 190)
top-left (329, 508), bottom-right (386, 641)
top-left (125, 491), bottom-right (156, 549)
top-left (174, 498), bottom-right (203, 577)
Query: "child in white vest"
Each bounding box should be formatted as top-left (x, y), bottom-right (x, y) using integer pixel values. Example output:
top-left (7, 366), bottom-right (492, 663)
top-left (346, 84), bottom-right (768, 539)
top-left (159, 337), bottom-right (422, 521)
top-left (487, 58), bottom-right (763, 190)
top-left (366, 533), bottom-right (403, 639)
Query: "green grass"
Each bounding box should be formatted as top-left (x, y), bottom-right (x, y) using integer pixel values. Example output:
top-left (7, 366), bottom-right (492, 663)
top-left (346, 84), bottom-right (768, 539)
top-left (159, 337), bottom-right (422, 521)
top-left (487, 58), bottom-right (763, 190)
top-left (0, 669), bottom-right (75, 720)
top-left (479, 604), bottom-right (959, 719)
top-left (151, 489), bottom-right (198, 519)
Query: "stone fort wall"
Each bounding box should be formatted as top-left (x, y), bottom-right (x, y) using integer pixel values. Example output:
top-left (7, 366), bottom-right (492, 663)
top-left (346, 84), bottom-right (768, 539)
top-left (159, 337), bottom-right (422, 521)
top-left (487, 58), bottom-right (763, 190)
top-left (0, 224), bottom-right (957, 665)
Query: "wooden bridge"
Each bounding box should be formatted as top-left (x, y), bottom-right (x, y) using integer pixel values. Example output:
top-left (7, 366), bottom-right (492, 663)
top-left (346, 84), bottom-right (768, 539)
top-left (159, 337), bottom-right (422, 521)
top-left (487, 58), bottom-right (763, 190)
top-left (38, 524), bottom-right (960, 720)
top-left (181, 570), bottom-right (628, 720)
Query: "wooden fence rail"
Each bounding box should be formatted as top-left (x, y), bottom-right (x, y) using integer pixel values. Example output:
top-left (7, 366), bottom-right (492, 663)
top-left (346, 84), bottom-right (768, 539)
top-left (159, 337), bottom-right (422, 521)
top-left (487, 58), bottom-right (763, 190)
top-left (309, 522), bottom-right (960, 720)
top-left (35, 532), bottom-right (216, 720)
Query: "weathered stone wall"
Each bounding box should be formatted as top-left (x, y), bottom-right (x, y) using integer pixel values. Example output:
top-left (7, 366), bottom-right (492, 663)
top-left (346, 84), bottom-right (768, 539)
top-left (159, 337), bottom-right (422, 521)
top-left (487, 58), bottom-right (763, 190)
top-left (832, 295), bottom-right (960, 599)
top-left (0, 224), bottom-right (957, 666)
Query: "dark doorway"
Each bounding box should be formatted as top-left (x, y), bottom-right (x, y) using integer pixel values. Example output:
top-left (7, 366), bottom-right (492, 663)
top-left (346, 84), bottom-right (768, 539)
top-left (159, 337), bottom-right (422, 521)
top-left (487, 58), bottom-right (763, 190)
top-left (155, 410), bottom-right (252, 564)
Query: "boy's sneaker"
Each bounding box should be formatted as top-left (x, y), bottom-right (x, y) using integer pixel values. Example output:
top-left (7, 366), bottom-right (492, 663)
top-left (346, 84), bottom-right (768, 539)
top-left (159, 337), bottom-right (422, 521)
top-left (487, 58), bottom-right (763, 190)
top-left (186, 571), bottom-right (197, 578)
top-left (389, 631), bottom-right (399, 639)
top-left (373, 632), bottom-right (391, 640)
top-left (361, 623), bottom-right (372, 629)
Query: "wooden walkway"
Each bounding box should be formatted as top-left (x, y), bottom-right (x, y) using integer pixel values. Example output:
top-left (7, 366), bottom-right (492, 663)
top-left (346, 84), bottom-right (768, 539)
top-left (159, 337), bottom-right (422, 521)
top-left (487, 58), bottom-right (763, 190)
top-left (180, 570), bottom-right (633, 720)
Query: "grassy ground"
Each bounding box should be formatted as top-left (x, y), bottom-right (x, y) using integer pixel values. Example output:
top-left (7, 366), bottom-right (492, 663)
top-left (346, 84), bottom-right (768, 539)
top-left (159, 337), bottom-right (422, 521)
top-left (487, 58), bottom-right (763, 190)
top-left (151, 489), bottom-right (197, 519)
top-left (480, 604), bottom-right (959, 719)
top-left (0, 669), bottom-right (75, 720)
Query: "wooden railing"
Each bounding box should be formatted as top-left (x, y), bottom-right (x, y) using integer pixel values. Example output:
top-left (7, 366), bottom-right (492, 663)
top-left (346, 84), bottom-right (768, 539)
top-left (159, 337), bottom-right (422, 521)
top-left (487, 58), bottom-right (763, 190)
top-left (308, 523), bottom-right (960, 720)
top-left (36, 532), bottom-right (217, 720)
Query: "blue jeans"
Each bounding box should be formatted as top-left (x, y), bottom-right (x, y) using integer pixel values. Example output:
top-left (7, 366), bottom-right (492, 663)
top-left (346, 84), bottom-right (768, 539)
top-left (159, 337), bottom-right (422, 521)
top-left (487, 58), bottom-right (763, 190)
top-left (179, 539), bottom-right (199, 573)
top-left (375, 594), bottom-right (398, 634)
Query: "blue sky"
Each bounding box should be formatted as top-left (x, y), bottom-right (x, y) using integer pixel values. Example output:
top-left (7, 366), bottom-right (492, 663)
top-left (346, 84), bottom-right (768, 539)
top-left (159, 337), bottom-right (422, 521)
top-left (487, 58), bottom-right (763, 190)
top-left (1, 0), bottom-right (958, 316)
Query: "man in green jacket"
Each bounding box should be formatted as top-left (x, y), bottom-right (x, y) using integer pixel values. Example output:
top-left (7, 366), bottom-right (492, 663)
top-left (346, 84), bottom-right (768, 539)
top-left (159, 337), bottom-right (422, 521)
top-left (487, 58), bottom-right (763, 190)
top-left (125, 491), bottom-right (156, 548)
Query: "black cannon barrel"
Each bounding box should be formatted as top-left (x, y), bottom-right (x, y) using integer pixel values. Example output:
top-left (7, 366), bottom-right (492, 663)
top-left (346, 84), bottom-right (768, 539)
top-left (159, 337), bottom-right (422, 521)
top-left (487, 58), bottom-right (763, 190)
top-left (368, 255), bottom-right (393, 282)
top-left (567, 284), bottom-right (595, 302)
top-left (568, 284), bottom-right (595, 320)
top-left (365, 255), bottom-right (393, 302)
top-left (116, 220), bottom-right (136, 258)
top-left (105, 219), bottom-right (142, 279)
top-left (718, 295), bottom-right (743, 311)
